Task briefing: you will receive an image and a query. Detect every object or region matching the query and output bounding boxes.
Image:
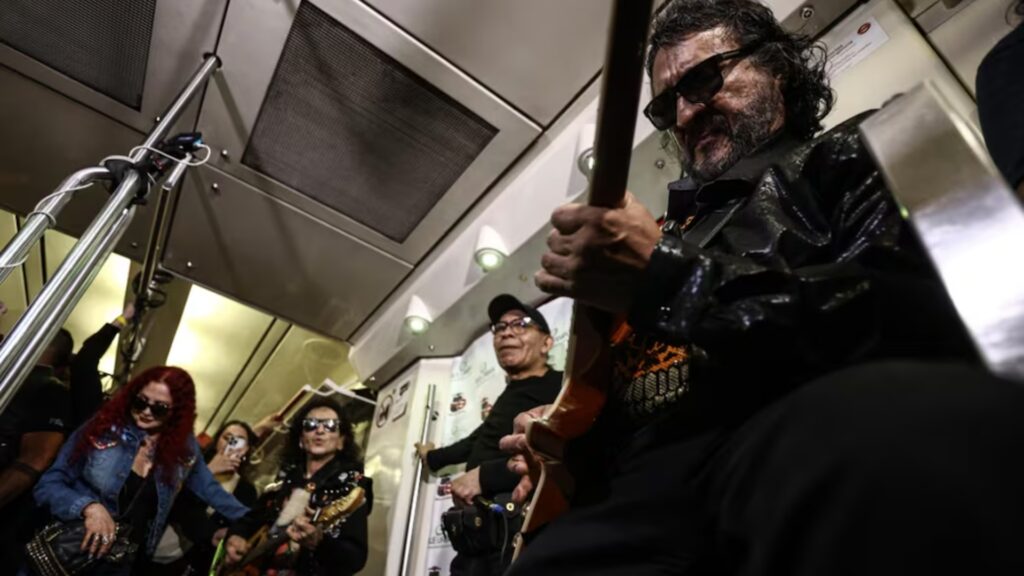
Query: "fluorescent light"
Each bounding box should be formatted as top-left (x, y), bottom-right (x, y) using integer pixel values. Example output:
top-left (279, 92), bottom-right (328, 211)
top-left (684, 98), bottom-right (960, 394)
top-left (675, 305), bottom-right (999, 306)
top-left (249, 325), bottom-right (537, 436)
top-left (404, 295), bottom-right (432, 335)
top-left (474, 225), bottom-right (507, 272)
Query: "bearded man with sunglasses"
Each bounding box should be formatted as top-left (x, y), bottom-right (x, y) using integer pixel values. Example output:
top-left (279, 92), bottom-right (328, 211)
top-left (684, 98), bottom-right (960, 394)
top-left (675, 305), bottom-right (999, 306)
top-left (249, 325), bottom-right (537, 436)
top-left (501, 1), bottom-right (1024, 575)
top-left (414, 294), bottom-right (562, 576)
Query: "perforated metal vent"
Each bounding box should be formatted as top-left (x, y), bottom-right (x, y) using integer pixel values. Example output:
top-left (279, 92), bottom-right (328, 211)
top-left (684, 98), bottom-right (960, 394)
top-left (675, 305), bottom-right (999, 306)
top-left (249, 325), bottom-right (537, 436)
top-left (0, 0), bottom-right (156, 110)
top-left (243, 1), bottom-right (498, 243)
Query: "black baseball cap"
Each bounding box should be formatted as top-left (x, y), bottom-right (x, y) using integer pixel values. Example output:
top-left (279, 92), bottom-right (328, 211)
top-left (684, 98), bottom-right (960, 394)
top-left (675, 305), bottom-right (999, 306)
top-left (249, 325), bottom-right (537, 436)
top-left (487, 294), bottom-right (550, 334)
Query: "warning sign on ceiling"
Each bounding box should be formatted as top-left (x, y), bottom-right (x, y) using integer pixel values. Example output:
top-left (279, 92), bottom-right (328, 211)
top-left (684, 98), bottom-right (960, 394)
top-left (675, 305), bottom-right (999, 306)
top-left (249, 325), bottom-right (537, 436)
top-left (826, 16), bottom-right (890, 78)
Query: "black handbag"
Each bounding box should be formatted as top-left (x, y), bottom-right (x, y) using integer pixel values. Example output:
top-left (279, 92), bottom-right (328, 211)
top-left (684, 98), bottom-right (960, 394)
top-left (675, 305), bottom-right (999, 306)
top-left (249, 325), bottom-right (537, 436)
top-left (441, 495), bottom-right (521, 557)
top-left (24, 520), bottom-right (138, 576)
top-left (25, 473), bottom-right (148, 576)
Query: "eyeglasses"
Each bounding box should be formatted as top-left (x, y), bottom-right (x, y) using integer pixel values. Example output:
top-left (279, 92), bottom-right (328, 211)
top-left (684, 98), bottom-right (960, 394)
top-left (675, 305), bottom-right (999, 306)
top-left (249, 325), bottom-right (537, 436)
top-left (490, 317), bottom-right (537, 335)
top-left (131, 395), bottom-right (171, 419)
top-left (644, 42), bottom-right (763, 131)
top-left (302, 417), bottom-right (341, 433)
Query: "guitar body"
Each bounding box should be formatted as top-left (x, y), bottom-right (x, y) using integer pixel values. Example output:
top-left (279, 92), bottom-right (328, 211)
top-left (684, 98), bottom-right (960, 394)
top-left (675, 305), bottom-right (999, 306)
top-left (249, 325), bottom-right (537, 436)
top-left (514, 0), bottom-right (654, 557)
top-left (211, 483), bottom-right (367, 575)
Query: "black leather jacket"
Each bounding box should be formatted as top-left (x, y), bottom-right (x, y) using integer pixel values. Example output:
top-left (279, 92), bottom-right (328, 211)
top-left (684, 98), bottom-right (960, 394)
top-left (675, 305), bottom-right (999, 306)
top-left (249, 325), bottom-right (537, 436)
top-left (626, 112), bottom-right (976, 422)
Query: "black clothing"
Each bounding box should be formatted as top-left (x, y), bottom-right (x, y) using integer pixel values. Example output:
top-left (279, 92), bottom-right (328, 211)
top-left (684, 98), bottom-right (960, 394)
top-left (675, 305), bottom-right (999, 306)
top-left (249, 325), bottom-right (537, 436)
top-left (427, 370), bottom-right (563, 495)
top-left (510, 115), bottom-right (989, 575)
top-left (507, 362), bottom-right (1024, 576)
top-left (0, 366), bottom-right (70, 573)
top-left (69, 323), bottom-right (119, 428)
top-left (623, 113), bottom-right (972, 431)
top-left (172, 475), bottom-right (259, 573)
top-left (119, 471), bottom-right (158, 550)
top-left (228, 457), bottom-right (372, 576)
top-left (977, 22), bottom-right (1024, 188)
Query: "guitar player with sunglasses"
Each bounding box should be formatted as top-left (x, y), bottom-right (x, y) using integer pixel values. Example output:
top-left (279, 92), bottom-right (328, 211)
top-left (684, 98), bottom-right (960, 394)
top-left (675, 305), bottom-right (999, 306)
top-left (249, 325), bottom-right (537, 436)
top-left (221, 398), bottom-right (371, 576)
top-left (501, 1), bottom-right (1024, 575)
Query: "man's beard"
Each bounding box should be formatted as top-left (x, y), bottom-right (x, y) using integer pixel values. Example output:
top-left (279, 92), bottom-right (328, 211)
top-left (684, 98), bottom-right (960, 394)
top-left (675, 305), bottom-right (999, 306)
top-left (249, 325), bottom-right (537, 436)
top-left (666, 85), bottom-right (782, 184)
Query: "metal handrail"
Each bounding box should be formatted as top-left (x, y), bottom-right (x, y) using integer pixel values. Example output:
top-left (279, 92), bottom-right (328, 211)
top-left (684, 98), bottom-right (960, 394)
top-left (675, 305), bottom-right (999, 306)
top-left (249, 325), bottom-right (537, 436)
top-left (0, 166), bottom-right (112, 285)
top-left (0, 54), bottom-right (221, 413)
top-left (399, 383), bottom-right (437, 576)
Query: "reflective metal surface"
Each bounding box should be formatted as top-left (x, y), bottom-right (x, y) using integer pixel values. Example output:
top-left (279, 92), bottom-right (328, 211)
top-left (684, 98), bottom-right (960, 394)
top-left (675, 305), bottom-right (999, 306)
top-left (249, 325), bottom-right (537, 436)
top-left (0, 56), bottom-right (220, 411)
top-left (0, 167), bottom-right (110, 286)
top-left (197, 0), bottom-right (540, 264)
top-left (164, 165), bottom-right (412, 341)
top-left (860, 82), bottom-right (1024, 381)
top-left (0, 0), bottom-right (225, 134)
top-left (363, 0), bottom-right (612, 125)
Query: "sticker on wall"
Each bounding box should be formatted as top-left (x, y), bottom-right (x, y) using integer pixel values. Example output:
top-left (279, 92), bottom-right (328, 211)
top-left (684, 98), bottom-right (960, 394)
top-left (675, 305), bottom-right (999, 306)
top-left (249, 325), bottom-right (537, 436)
top-left (375, 393), bottom-right (393, 428)
top-left (825, 16), bottom-right (890, 78)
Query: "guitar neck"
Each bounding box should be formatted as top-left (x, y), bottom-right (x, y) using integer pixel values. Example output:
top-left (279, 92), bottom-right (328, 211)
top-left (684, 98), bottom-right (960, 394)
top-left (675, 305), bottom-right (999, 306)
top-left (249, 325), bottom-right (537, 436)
top-left (588, 0), bottom-right (655, 208)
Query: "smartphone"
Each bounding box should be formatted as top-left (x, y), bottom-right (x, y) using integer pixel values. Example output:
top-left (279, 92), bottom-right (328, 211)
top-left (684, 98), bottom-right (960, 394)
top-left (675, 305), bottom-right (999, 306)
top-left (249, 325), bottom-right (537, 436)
top-left (224, 435), bottom-right (247, 454)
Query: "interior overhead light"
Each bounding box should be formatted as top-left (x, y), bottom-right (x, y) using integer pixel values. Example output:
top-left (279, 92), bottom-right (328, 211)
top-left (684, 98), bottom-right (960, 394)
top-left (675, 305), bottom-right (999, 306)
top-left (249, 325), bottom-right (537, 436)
top-left (474, 225), bottom-right (507, 272)
top-left (576, 123), bottom-right (597, 179)
top-left (404, 295), bottom-right (433, 335)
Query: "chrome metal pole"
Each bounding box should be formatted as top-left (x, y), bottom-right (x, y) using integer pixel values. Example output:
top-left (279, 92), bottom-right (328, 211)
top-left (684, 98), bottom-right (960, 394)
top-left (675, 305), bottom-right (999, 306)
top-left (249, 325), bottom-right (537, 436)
top-left (139, 154), bottom-right (189, 302)
top-left (0, 166), bottom-right (111, 286)
top-left (399, 383), bottom-right (437, 576)
top-left (0, 55), bottom-right (220, 412)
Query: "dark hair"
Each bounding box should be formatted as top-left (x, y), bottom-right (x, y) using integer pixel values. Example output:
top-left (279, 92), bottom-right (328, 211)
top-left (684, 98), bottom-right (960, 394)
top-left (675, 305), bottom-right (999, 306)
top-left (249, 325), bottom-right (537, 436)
top-left (203, 419), bottom-right (258, 467)
top-left (49, 329), bottom-right (74, 369)
top-left (74, 366), bottom-right (197, 484)
top-left (286, 397), bottom-right (362, 466)
top-left (646, 0), bottom-right (834, 139)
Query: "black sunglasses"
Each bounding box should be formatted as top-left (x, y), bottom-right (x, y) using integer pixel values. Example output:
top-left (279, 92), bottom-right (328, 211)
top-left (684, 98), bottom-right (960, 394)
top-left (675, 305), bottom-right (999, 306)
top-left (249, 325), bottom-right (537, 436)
top-left (131, 395), bottom-right (171, 419)
top-left (644, 42), bottom-right (764, 131)
top-left (302, 417), bottom-right (341, 433)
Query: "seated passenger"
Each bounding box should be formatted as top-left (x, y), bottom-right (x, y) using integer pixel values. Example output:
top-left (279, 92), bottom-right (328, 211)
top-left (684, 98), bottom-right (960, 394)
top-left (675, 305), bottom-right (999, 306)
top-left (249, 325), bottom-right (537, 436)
top-left (0, 331), bottom-right (74, 569)
top-left (30, 366), bottom-right (248, 575)
top-left (224, 398), bottom-right (372, 576)
top-left (499, 1), bottom-right (1024, 574)
top-left (977, 0), bottom-right (1024, 193)
top-left (414, 295), bottom-right (562, 576)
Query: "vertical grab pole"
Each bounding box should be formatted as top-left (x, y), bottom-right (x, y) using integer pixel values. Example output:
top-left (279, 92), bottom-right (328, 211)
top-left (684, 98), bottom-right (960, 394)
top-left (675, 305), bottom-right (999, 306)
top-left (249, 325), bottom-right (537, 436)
top-left (400, 383), bottom-right (437, 576)
top-left (0, 54), bottom-right (221, 413)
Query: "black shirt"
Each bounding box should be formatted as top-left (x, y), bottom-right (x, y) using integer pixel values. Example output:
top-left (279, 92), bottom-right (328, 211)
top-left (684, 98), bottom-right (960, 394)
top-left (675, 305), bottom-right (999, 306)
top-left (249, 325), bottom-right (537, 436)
top-left (120, 470), bottom-right (159, 550)
top-left (70, 323), bottom-right (120, 428)
top-left (977, 23), bottom-right (1024, 188)
top-left (0, 366), bottom-right (71, 467)
top-left (427, 369), bottom-right (563, 495)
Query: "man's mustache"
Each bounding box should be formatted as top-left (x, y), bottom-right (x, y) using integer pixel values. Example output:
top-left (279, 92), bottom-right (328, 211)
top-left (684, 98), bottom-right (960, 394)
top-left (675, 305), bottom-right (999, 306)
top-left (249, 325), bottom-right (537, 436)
top-left (682, 111), bottom-right (731, 152)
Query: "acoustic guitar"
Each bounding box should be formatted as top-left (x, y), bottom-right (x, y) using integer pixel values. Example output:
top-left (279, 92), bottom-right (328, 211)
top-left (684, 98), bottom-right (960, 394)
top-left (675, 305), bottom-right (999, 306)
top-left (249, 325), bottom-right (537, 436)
top-left (515, 0), bottom-right (655, 553)
top-left (211, 476), bottom-right (366, 576)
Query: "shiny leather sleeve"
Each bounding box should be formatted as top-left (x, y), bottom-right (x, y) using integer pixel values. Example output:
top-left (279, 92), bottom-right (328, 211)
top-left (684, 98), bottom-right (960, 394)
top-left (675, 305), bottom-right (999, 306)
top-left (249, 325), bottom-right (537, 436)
top-left (629, 117), bottom-right (971, 396)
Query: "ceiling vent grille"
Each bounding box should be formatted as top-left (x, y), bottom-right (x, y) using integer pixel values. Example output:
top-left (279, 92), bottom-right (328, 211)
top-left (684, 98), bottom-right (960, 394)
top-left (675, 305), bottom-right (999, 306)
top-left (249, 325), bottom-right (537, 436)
top-left (0, 0), bottom-right (156, 110)
top-left (242, 1), bottom-right (498, 243)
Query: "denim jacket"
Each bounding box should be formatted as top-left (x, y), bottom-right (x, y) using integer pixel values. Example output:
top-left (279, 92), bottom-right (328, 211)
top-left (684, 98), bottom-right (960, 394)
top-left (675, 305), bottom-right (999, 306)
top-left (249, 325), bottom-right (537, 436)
top-left (34, 422), bottom-right (249, 553)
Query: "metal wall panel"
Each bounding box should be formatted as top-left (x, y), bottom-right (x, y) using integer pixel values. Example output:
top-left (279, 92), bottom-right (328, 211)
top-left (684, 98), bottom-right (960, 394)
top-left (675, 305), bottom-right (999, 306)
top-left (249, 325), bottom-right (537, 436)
top-left (0, 66), bottom-right (156, 260)
top-left (197, 0), bottom-right (540, 264)
top-left (164, 165), bottom-right (412, 341)
top-left (926, 0), bottom-right (1016, 96)
top-left (0, 0), bottom-right (226, 134)
top-left (361, 0), bottom-right (613, 125)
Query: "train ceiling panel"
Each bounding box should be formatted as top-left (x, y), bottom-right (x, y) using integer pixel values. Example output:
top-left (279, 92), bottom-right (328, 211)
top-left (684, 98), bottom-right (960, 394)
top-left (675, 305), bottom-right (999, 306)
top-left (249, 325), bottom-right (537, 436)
top-left (0, 66), bottom-right (158, 260)
top-left (360, 0), bottom-right (614, 125)
top-left (197, 0), bottom-right (540, 264)
top-left (0, 0), bottom-right (225, 134)
top-left (164, 166), bottom-right (412, 341)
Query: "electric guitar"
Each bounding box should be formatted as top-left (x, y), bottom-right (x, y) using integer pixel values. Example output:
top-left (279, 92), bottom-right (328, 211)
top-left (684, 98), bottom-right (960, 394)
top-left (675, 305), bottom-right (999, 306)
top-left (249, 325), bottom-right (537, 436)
top-left (515, 0), bottom-right (655, 554)
top-left (211, 475), bottom-right (367, 576)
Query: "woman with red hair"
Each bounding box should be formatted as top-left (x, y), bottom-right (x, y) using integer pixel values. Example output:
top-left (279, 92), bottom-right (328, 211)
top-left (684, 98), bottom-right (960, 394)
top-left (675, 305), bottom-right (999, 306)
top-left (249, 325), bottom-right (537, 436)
top-left (31, 366), bottom-right (249, 574)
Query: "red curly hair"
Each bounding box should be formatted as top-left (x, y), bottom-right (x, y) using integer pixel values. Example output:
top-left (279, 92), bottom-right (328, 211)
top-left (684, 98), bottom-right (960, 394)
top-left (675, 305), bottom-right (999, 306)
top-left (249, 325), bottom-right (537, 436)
top-left (74, 366), bottom-right (198, 484)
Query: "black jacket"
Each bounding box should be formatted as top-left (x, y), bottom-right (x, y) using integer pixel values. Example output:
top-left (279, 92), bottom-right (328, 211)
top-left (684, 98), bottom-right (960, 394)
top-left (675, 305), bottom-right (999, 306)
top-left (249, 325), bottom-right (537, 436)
top-left (427, 369), bottom-right (562, 495)
top-left (228, 457), bottom-right (372, 576)
top-left (622, 113), bottom-right (975, 429)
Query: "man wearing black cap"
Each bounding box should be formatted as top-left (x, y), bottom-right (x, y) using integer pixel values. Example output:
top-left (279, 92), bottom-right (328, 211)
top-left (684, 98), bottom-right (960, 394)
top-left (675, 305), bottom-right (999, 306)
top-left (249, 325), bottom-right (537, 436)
top-left (414, 294), bottom-right (562, 576)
